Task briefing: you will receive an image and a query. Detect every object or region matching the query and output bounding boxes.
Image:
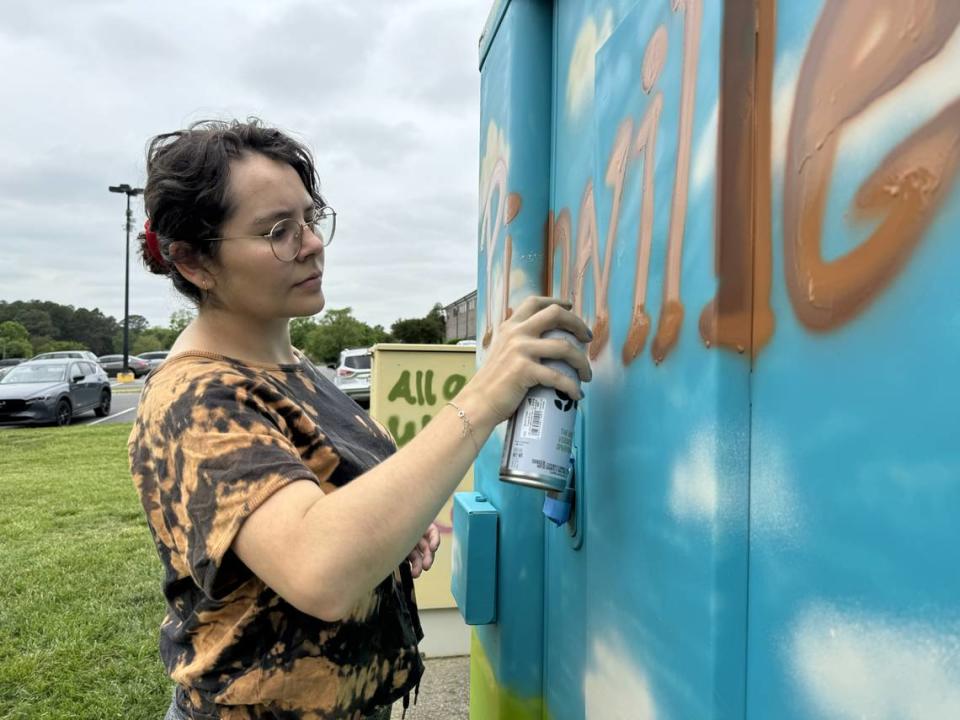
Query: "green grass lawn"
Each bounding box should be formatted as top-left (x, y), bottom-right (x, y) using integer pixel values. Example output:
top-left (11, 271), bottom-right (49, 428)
top-left (0, 424), bottom-right (171, 719)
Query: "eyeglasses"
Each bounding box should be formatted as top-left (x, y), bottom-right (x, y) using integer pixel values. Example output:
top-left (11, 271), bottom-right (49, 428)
top-left (207, 204), bottom-right (336, 262)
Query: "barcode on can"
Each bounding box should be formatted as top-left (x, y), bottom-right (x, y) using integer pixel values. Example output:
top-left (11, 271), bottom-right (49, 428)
top-left (520, 397), bottom-right (546, 440)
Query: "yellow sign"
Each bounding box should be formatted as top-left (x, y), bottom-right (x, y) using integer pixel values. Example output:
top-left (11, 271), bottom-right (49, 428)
top-left (370, 343), bottom-right (476, 609)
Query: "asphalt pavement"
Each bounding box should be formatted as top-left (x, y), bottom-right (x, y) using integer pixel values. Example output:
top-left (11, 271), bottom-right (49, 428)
top-left (411, 655), bottom-right (470, 719)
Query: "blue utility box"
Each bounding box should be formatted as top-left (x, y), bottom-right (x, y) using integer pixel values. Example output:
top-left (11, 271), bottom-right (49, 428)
top-left (450, 492), bottom-right (498, 625)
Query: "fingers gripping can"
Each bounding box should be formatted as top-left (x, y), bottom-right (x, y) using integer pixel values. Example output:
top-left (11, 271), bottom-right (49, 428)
top-left (500, 329), bottom-right (582, 491)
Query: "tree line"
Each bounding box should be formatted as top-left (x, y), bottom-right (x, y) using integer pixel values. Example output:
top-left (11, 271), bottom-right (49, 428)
top-left (0, 300), bottom-right (452, 364)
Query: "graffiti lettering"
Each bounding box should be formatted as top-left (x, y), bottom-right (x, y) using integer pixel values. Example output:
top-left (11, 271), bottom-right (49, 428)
top-left (442, 373), bottom-right (468, 400)
top-left (623, 24), bottom-right (666, 364)
top-left (784, 0), bottom-right (960, 330)
top-left (495, 0), bottom-right (960, 365)
top-left (387, 370), bottom-right (466, 406)
top-left (551, 1), bottom-right (700, 365)
top-left (699, 0), bottom-right (775, 358)
top-left (385, 370), bottom-right (469, 444)
top-left (387, 413), bottom-right (433, 448)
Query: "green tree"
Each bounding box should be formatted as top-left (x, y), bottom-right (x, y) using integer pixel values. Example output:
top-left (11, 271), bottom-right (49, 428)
top-left (0, 320), bottom-right (32, 358)
top-left (71, 308), bottom-right (119, 355)
top-left (13, 308), bottom-right (55, 338)
top-left (127, 314), bottom-right (150, 335)
top-left (0, 300), bottom-right (120, 355)
top-left (169, 309), bottom-right (195, 335)
top-left (303, 308), bottom-right (390, 365)
top-left (132, 331), bottom-right (166, 355)
top-left (390, 303), bottom-right (446, 344)
top-left (290, 317), bottom-right (318, 350)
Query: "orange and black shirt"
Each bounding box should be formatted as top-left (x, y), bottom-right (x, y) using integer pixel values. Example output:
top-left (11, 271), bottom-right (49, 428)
top-left (129, 351), bottom-right (423, 719)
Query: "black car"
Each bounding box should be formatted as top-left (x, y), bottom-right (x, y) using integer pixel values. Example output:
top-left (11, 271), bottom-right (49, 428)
top-left (0, 359), bottom-right (112, 426)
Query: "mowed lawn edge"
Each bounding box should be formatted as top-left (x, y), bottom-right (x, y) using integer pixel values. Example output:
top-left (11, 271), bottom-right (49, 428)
top-left (0, 424), bottom-right (171, 719)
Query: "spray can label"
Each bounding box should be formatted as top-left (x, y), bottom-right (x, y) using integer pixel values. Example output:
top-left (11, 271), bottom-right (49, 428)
top-left (499, 329), bottom-right (582, 491)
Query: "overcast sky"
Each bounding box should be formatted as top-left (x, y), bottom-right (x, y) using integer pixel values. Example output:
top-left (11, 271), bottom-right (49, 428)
top-left (0, 0), bottom-right (490, 330)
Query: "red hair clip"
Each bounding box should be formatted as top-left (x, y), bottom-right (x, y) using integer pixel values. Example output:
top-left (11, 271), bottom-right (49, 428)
top-left (143, 220), bottom-right (165, 266)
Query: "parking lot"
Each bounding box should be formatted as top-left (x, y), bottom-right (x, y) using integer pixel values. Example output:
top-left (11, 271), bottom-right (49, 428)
top-left (0, 378), bottom-right (145, 430)
top-left (0, 366), bottom-right (344, 430)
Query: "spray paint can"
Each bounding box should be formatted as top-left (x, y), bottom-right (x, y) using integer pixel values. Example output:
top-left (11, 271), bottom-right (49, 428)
top-left (499, 329), bottom-right (582, 491)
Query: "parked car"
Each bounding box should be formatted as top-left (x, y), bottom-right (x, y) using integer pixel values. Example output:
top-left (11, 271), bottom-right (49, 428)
top-left (0, 359), bottom-right (111, 426)
top-left (138, 350), bottom-right (170, 370)
top-left (0, 358), bottom-right (26, 381)
top-left (32, 350), bottom-right (100, 363)
top-left (333, 347), bottom-right (372, 404)
top-left (97, 354), bottom-right (151, 378)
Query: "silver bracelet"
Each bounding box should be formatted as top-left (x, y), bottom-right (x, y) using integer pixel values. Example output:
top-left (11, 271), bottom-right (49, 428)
top-left (446, 401), bottom-right (480, 453)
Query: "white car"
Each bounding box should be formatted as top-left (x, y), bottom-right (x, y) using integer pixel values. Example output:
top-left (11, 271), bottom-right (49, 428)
top-left (333, 347), bottom-right (371, 404)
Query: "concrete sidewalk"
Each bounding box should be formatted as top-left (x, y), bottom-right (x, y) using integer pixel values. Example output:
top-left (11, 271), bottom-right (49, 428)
top-left (394, 655), bottom-right (469, 719)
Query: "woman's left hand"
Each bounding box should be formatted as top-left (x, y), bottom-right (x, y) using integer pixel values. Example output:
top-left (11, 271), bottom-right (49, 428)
top-left (406, 523), bottom-right (441, 578)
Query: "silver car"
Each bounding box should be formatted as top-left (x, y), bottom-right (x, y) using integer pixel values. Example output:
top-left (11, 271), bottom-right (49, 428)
top-left (138, 350), bottom-right (170, 370)
top-left (32, 350), bottom-right (100, 363)
top-left (97, 354), bottom-right (151, 378)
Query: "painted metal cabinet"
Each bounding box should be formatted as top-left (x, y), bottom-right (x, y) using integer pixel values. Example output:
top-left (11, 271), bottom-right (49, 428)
top-left (370, 344), bottom-right (476, 610)
top-left (459, 0), bottom-right (960, 718)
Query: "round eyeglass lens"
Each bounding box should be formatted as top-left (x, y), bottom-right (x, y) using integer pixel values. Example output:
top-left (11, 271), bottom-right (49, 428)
top-left (270, 218), bottom-right (302, 261)
top-left (315, 207), bottom-right (335, 247)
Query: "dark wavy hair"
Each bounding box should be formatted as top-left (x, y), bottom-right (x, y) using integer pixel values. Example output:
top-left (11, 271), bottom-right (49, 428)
top-left (140, 118), bottom-right (323, 304)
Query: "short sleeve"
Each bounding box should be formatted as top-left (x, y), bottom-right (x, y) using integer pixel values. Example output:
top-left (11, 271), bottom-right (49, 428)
top-left (164, 374), bottom-right (328, 599)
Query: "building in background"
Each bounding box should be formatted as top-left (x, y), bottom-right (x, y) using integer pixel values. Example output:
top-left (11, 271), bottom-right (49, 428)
top-left (443, 290), bottom-right (476, 342)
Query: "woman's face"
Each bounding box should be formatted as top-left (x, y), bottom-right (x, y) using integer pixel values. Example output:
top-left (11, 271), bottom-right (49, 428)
top-left (207, 152), bottom-right (326, 321)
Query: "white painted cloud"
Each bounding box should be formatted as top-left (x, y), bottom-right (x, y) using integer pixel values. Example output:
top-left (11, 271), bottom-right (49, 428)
top-left (842, 23), bottom-right (960, 158)
top-left (789, 603), bottom-right (960, 719)
top-left (771, 50), bottom-right (800, 173)
top-left (773, 23), bottom-right (960, 174)
top-left (479, 120), bottom-right (511, 201)
top-left (669, 428), bottom-right (718, 522)
top-left (750, 431), bottom-right (802, 541)
top-left (585, 633), bottom-right (658, 720)
top-left (508, 267), bottom-right (529, 305)
top-left (566, 10), bottom-right (615, 120)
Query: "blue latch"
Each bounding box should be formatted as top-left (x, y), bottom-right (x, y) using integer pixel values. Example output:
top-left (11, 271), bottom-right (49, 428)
top-left (451, 492), bottom-right (499, 625)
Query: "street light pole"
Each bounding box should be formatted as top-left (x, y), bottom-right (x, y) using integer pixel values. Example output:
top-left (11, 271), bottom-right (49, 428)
top-left (108, 183), bottom-right (144, 377)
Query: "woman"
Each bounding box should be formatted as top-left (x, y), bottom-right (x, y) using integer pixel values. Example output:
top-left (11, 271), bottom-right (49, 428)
top-left (130, 119), bottom-right (592, 720)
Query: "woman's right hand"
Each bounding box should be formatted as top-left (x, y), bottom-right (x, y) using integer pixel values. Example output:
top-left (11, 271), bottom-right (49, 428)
top-left (462, 296), bottom-right (594, 426)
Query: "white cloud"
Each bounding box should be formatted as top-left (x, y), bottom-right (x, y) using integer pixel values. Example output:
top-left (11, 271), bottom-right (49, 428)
top-left (788, 603), bottom-right (960, 719)
top-left (669, 428), bottom-right (718, 522)
top-left (566, 10), bottom-right (615, 120)
top-left (585, 633), bottom-right (658, 720)
top-left (0, 0), bottom-right (487, 331)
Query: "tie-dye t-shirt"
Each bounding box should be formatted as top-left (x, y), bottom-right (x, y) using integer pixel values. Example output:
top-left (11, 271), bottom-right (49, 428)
top-left (128, 350), bottom-right (424, 719)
